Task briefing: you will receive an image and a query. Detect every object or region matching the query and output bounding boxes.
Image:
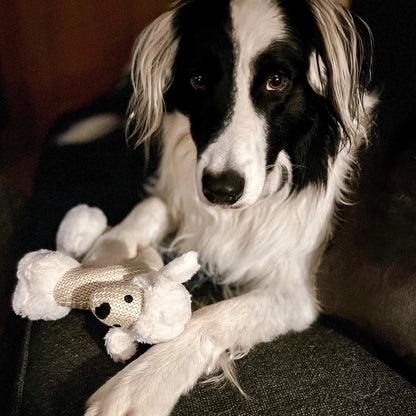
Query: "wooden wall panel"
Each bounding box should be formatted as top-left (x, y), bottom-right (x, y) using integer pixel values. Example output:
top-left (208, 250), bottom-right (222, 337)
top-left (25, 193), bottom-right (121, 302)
top-left (0, 0), bottom-right (351, 151)
top-left (0, 0), bottom-right (171, 149)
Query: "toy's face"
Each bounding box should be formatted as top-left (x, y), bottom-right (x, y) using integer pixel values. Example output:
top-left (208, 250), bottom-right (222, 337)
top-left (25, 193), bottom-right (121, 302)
top-left (90, 284), bottom-right (144, 329)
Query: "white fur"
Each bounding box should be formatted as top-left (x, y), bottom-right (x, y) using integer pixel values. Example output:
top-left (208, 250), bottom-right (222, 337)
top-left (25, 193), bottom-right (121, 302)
top-left (105, 327), bottom-right (138, 362)
top-left (129, 273), bottom-right (192, 345)
top-left (197, 0), bottom-right (287, 208)
top-left (13, 210), bottom-right (198, 363)
top-left (308, 0), bottom-right (373, 143)
top-left (56, 204), bottom-right (108, 259)
top-left (56, 114), bottom-right (122, 146)
top-left (127, 10), bottom-right (179, 151)
top-left (108, 251), bottom-right (198, 346)
top-left (99, 251), bottom-right (197, 359)
top-left (85, 0), bottom-right (376, 414)
top-left (83, 197), bottom-right (169, 266)
top-left (13, 250), bottom-right (78, 320)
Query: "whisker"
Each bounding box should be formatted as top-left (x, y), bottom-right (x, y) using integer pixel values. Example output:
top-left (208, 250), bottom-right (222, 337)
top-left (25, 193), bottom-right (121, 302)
top-left (291, 164), bottom-right (308, 170)
top-left (266, 163), bottom-right (307, 171)
top-left (265, 164), bottom-right (277, 170)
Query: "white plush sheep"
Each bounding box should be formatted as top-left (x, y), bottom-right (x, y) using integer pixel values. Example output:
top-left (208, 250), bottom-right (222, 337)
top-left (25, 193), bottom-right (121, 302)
top-left (12, 205), bottom-right (200, 362)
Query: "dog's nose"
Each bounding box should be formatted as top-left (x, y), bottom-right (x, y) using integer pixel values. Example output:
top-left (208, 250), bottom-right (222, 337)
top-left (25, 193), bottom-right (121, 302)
top-left (202, 169), bottom-right (245, 205)
top-left (95, 303), bottom-right (111, 320)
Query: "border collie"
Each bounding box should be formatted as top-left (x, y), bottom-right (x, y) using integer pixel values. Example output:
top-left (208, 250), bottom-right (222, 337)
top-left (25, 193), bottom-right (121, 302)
top-left (83, 0), bottom-right (376, 414)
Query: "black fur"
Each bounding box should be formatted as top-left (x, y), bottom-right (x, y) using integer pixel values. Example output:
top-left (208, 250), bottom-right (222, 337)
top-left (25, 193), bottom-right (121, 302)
top-left (250, 38), bottom-right (339, 190)
top-left (165, 0), bottom-right (366, 193)
top-left (166, 0), bottom-right (235, 155)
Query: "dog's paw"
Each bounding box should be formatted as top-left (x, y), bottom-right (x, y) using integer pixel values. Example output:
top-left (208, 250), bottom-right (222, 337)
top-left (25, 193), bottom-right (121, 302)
top-left (85, 351), bottom-right (175, 416)
top-left (84, 375), bottom-right (136, 416)
top-left (85, 327), bottom-right (212, 416)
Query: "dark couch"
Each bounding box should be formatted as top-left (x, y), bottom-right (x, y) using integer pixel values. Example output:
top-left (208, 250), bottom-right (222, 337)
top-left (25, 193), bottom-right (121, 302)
top-left (2, 1), bottom-right (416, 414)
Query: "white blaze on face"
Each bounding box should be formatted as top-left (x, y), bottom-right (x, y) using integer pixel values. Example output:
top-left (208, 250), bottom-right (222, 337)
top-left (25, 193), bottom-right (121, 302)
top-left (196, 0), bottom-right (287, 208)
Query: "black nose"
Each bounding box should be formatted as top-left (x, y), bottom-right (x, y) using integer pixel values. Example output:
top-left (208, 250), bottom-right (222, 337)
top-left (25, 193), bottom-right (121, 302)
top-left (202, 169), bottom-right (245, 205)
top-left (95, 303), bottom-right (111, 320)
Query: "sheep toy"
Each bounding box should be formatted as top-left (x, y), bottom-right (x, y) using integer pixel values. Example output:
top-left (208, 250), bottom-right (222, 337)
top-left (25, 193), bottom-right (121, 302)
top-left (12, 205), bottom-right (200, 362)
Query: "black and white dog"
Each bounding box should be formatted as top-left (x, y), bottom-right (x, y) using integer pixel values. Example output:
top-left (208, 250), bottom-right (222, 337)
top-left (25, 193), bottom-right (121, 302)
top-left (82, 0), bottom-right (376, 414)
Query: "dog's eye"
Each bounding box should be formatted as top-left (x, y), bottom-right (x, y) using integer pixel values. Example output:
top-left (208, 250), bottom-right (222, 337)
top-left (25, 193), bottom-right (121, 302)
top-left (190, 75), bottom-right (207, 90)
top-left (266, 73), bottom-right (286, 91)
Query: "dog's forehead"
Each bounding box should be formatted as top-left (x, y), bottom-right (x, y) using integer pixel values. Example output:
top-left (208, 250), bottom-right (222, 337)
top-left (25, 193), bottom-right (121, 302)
top-left (175, 0), bottom-right (287, 54)
top-left (230, 0), bottom-right (287, 59)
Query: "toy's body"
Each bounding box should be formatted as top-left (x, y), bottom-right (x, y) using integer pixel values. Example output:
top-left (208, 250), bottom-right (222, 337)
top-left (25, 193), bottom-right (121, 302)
top-left (13, 205), bottom-right (200, 361)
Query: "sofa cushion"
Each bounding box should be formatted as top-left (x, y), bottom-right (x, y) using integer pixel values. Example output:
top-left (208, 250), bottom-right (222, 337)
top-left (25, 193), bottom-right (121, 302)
top-left (12, 312), bottom-right (416, 416)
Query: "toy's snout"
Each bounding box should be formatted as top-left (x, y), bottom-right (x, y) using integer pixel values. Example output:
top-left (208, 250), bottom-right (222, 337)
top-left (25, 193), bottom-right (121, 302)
top-left (94, 303), bottom-right (111, 320)
top-left (90, 284), bottom-right (144, 329)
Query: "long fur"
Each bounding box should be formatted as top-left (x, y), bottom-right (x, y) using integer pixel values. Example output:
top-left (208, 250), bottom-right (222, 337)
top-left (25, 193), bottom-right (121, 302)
top-left (84, 1), bottom-right (377, 415)
top-left (126, 9), bottom-right (179, 152)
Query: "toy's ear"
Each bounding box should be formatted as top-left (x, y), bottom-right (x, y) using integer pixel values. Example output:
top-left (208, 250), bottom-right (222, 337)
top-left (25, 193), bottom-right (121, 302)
top-left (160, 252), bottom-right (200, 284)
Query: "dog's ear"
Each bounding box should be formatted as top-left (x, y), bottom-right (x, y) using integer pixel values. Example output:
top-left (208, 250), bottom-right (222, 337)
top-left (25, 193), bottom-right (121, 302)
top-left (306, 0), bottom-right (373, 145)
top-left (126, 10), bottom-right (179, 150)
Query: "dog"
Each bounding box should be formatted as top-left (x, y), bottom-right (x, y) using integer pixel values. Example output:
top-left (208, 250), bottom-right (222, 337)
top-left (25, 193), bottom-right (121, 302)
top-left (81, 0), bottom-right (376, 414)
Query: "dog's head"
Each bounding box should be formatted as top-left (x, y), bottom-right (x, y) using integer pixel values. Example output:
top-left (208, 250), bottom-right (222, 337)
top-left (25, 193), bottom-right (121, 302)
top-left (128, 0), bottom-right (373, 209)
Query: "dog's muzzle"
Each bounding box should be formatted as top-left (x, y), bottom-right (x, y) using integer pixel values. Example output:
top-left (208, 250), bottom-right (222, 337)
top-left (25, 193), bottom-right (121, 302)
top-left (202, 169), bottom-right (245, 206)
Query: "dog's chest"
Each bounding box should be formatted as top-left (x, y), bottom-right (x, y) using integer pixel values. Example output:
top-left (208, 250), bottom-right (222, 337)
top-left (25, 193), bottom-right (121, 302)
top-left (163, 181), bottom-right (333, 284)
top-left (153, 129), bottom-right (337, 284)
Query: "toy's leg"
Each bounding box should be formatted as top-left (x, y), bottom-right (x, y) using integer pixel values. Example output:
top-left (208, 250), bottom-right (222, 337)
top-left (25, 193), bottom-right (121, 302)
top-left (83, 197), bottom-right (170, 267)
top-left (104, 328), bottom-right (138, 362)
top-left (56, 205), bottom-right (108, 260)
top-left (13, 250), bottom-right (79, 320)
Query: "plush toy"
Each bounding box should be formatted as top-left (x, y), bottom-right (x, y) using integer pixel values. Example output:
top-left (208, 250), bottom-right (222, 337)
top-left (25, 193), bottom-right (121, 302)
top-left (12, 205), bottom-right (200, 361)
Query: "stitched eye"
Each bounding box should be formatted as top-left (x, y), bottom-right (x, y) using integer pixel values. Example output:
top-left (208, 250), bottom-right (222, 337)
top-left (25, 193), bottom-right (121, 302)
top-left (266, 73), bottom-right (286, 91)
top-left (190, 75), bottom-right (207, 90)
top-left (124, 295), bottom-right (133, 303)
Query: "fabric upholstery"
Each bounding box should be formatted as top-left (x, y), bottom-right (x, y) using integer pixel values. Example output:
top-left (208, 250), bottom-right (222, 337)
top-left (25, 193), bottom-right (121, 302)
top-left (3, 1), bottom-right (416, 415)
top-left (12, 312), bottom-right (416, 416)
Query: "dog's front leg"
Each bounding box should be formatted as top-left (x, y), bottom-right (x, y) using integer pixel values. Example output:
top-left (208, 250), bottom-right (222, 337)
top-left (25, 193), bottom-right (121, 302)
top-left (83, 196), bottom-right (170, 266)
top-left (85, 278), bottom-right (318, 416)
